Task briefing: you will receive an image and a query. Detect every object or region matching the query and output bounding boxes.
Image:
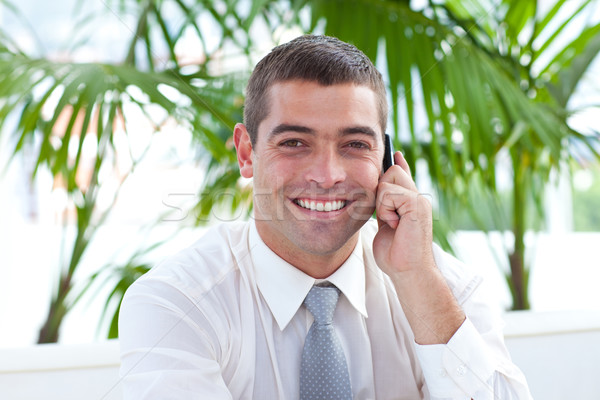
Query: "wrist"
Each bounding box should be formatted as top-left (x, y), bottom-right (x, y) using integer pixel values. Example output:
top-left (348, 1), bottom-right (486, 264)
top-left (390, 265), bottom-right (465, 345)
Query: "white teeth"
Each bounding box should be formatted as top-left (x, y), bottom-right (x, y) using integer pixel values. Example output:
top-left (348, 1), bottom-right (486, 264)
top-left (296, 199), bottom-right (346, 212)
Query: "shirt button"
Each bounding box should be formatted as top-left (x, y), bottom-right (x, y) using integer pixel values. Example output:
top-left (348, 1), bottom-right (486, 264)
top-left (456, 364), bottom-right (467, 376)
top-left (439, 368), bottom-right (447, 377)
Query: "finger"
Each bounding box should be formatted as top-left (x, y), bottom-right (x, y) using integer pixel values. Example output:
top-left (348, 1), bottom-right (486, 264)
top-left (394, 151), bottom-right (411, 177)
top-left (380, 164), bottom-right (417, 193)
top-left (376, 182), bottom-right (416, 229)
top-left (376, 213), bottom-right (392, 230)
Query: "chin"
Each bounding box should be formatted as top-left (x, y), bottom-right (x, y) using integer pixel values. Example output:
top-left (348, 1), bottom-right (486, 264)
top-left (290, 224), bottom-right (361, 256)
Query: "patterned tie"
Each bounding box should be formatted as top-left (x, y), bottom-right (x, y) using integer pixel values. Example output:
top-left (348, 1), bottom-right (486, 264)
top-left (300, 285), bottom-right (352, 400)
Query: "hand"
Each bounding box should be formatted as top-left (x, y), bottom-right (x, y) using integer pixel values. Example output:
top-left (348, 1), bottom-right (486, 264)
top-left (373, 151), bottom-right (464, 344)
top-left (373, 151), bottom-right (436, 276)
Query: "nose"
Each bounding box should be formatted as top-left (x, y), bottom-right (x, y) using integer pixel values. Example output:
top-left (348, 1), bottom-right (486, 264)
top-left (304, 146), bottom-right (346, 188)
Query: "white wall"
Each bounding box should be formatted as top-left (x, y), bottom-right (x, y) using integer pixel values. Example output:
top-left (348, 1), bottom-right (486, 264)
top-left (0, 341), bottom-right (121, 400)
top-left (504, 310), bottom-right (600, 400)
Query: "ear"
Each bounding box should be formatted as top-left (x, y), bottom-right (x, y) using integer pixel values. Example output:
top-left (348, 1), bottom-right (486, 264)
top-left (233, 123), bottom-right (254, 178)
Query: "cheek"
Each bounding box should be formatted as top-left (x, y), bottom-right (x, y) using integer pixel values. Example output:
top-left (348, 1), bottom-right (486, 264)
top-left (253, 159), bottom-right (296, 196)
top-left (262, 156), bottom-right (302, 181)
top-left (356, 160), bottom-right (382, 188)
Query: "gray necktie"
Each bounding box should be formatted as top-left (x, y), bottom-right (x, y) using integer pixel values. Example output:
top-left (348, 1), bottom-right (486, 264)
top-left (300, 285), bottom-right (352, 400)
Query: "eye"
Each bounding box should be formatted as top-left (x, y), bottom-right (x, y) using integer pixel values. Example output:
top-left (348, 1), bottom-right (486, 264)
top-left (280, 139), bottom-right (303, 147)
top-left (346, 141), bottom-right (370, 149)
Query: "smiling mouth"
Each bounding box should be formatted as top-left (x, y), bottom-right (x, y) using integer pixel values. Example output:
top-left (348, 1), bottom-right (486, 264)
top-left (294, 199), bottom-right (347, 212)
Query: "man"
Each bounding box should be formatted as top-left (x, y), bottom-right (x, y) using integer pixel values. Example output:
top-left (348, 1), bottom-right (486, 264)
top-left (119, 35), bottom-right (532, 399)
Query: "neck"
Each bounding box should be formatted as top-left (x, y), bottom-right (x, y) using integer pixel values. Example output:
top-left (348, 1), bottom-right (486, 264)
top-left (287, 242), bottom-right (356, 279)
top-left (256, 225), bottom-right (359, 279)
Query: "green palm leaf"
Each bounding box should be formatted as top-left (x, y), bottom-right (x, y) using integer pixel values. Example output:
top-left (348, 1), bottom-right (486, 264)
top-left (302, 0), bottom-right (600, 309)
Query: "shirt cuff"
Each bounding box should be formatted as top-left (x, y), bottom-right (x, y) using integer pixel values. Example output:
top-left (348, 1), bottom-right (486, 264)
top-left (414, 318), bottom-right (497, 398)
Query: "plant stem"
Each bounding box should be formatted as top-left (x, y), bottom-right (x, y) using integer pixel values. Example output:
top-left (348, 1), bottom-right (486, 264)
top-left (37, 275), bottom-right (71, 343)
top-left (37, 207), bottom-right (93, 343)
top-left (509, 150), bottom-right (530, 310)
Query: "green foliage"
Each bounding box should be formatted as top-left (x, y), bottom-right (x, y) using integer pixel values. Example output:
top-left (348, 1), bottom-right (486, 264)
top-left (302, 0), bottom-right (600, 309)
top-left (0, 0), bottom-right (264, 342)
top-left (2, 0), bottom-right (600, 341)
top-left (87, 258), bottom-right (153, 339)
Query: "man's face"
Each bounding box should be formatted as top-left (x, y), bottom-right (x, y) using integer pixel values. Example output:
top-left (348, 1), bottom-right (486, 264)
top-left (236, 80), bottom-right (384, 267)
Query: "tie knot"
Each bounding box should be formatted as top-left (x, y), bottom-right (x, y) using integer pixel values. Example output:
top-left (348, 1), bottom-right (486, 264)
top-left (303, 285), bottom-right (340, 326)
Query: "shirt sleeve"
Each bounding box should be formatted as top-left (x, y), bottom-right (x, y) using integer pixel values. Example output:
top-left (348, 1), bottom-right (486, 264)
top-left (412, 257), bottom-right (533, 400)
top-left (414, 318), bottom-right (533, 399)
top-left (118, 277), bottom-right (234, 400)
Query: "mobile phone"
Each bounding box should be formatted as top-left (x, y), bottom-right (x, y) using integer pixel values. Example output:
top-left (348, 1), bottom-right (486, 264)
top-left (383, 133), bottom-right (394, 171)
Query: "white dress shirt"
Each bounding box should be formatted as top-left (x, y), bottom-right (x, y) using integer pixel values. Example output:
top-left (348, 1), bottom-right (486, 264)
top-left (119, 220), bottom-right (532, 399)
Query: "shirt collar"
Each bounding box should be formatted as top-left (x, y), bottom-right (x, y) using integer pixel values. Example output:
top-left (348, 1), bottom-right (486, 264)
top-left (250, 222), bottom-right (367, 331)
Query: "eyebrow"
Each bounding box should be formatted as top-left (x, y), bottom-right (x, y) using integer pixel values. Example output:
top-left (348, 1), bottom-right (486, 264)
top-left (268, 124), bottom-right (316, 138)
top-left (268, 124), bottom-right (379, 139)
top-left (341, 126), bottom-right (378, 138)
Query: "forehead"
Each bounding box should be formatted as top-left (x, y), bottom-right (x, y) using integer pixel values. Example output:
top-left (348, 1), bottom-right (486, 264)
top-left (259, 80), bottom-right (382, 136)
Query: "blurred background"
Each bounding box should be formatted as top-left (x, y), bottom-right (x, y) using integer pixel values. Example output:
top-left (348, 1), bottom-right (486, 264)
top-left (1, 0), bottom-right (599, 348)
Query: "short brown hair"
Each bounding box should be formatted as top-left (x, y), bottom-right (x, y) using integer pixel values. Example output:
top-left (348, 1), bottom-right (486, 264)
top-left (243, 35), bottom-right (388, 145)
